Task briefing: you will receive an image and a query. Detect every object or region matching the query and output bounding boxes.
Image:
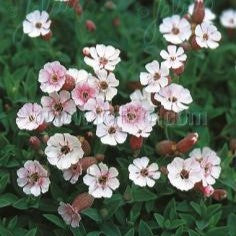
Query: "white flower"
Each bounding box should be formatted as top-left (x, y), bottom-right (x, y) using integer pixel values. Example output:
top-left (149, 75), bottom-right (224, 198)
top-left (188, 4), bottom-right (216, 22)
top-left (140, 60), bottom-right (169, 93)
top-left (95, 69), bottom-right (119, 101)
top-left (23, 10), bottom-right (51, 38)
top-left (220, 9), bottom-right (236, 29)
top-left (128, 157), bottom-right (160, 187)
top-left (96, 115), bottom-right (127, 146)
top-left (45, 133), bottom-right (84, 170)
top-left (159, 15), bottom-right (192, 44)
top-left (84, 97), bottom-right (110, 125)
top-left (160, 45), bottom-right (187, 69)
top-left (84, 44), bottom-right (121, 71)
top-left (17, 160), bottom-right (50, 196)
top-left (83, 163), bottom-right (120, 198)
top-left (62, 161), bottom-right (83, 184)
top-left (167, 157), bottom-right (202, 191)
top-left (41, 90), bottom-right (76, 127)
top-left (16, 103), bottom-right (44, 130)
top-left (67, 69), bottom-right (90, 84)
top-left (195, 22), bottom-right (221, 49)
top-left (189, 147), bottom-right (221, 187)
top-left (154, 83), bottom-right (192, 113)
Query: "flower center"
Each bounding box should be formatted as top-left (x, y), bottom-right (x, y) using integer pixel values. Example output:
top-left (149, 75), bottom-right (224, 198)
top-left (28, 115), bottom-right (35, 122)
top-left (140, 168), bottom-right (149, 177)
top-left (170, 56), bottom-right (176, 61)
top-left (96, 107), bottom-right (103, 114)
top-left (61, 145), bottom-right (70, 154)
top-left (127, 112), bottom-right (136, 121)
top-left (100, 81), bottom-right (108, 90)
top-left (82, 92), bottom-right (89, 99)
top-left (203, 33), bottom-right (209, 40)
top-left (180, 169), bottom-right (189, 179)
top-left (98, 175), bottom-right (108, 185)
top-left (100, 57), bottom-right (108, 66)
top-left (35, 22), bottom-right (42, 29)
top-left (30, 173), bottom-right (39, 182)
top-left (51, 74), bottom-right (58, 82)
top-left (168, 97), bottom-right (177, 102)
top-left (172, 27), bottom-right (180, 35)
top-left (154, 73), bottom-right (161, 80)
top-left (54, 103), bottom-right (63, 112)
top-left (108, 126), bottom-right (116, 134)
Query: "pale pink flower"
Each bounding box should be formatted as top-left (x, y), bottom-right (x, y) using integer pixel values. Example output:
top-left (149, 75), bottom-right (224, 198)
top-left (17, 160), bottom-right (50, 196)
top-left (160, 45), bottom-right (187, 69)
top-left (189, 147), bottom-right (221, 187)
top-left (220, 9), bottom-right (236, 29)
top-left (117, 101), bottom-right (157, 137)
top-left (159, 15), bottom-right (192, 44)
top-left (96, 115), bottom-right (127, 146)
top-left (71, 77), bottom-right (98, 110)
top-left (84, 97), bottom-right (110, 125)
top-left (188, 4), bottom-right (216, 22)
top-left (130, 89), bottom-right (155, 109)
top-left (83, 163), bottom-right (120, 198)
top-left (128, 157), bottom-right (160, 187)
top-left (38, 61), bottom-right (67, 93)
top-left (84, 44), bottom-right (121, 71)
top-left (16, 103), bottom-right (44, 130)
top-left (23, 10), bottom-right (51, 38)
top-left (62, 162), bottom-right (82, 184)
top-left (167, 157), bottom-right (202, 191)
top-left (195, 22), bottom-right (221, 49)
top-left (95, 69), bottom-right (119, 101)
top-left (154, 83), bottom-right (192, 113)
top-left (45, 133), bottom-right (84, 170)
top-left (140, 60), bottom-right (169, 93)
top-left (203, 185), bottom-right (215, 197)
top-left (41, 90), bottom-right (76, 127)
top-left (58, 202), bottom-right (81, 228)
top-left (67, 69), bottom-right (90, 84)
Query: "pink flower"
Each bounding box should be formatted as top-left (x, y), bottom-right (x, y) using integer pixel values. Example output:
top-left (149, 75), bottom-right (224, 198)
top-left (117, 101), bottom-right (157, 137)
top-left (84, 97), bottom-right (110, 125)
top-left (189, 147), bottom-right (221, 187)
top-left (71, 78), bottom-right (98, 110)
top-left (62, 162), bottom-right (82, 184)
top-left (17, 160), bottom-right (50, 196)
top-left (83, 163), bottom-right (120, 198)
top-left (16, 103), bottom-right (44, 130)
top-left (38, 61), bottom-right (67, 93)
top-left (203, 185), bottom-right (214, 197)
top-left (41, 90), bottom-right (76, 127)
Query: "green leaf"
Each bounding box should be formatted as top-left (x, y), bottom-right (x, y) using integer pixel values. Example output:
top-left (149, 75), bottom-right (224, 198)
top-left (25, 228), bottom-right (37, 236)
top-left (124, 228), bottom-right (134, 236)
top-left (0, 225), bottom-right (14, 236)
top-left (87, 232), bottom-right (101, 236)
top-left (228, 214), bottom-right (236, 236)
top-left (0, 193), bottom-right (18, 208)
top-left (100, 222), bottom-right (121, 236)
top-left (138, 220), bottom-right (153, 236)
top-left (188, 230), bottom-right (199, 236)
top-left (132, 187), bottom-right (157, 202)
top-left (82, 208), bottom-right (102, 222)
top-left (154, 213), bottom-right (164, 228)
top-left (43, 214), bottom-right (66, 229)
top-left (207, 227), bottom-right (228, 236)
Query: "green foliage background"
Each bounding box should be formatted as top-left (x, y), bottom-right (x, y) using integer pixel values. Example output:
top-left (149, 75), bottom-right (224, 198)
top-left (0, 0), bottom-right (236, 235)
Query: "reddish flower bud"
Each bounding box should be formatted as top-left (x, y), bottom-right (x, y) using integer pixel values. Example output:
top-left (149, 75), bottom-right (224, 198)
top-left (183, 14), bottom-right (191, 21)
top-left (230, 138), bottom-right (236, 154)
top-left (95, 153), bottom-right (105, 162)
top-left (160, 166), bottom-right (168, 175)
top-left (180, 42), bottom-right (192, 51)
top-left (62, 74), bottom-right (75, 91)
top-left (172, 64), bottom-right (185, 76)
top-left (159, 106), bottom-right (178, 123)
top-left (78, 136), bottom-right (91, 156)
top-left (72, 193), bottom-right (94, 212)
top-left (75, 5), bottom-right (83, 15)
top-left (212, 189), bottom-right (227, 201)
top-left (127, 81), bottom-right (143, 91)
top-left (36, 122), bottom-right (48, 132)
top-left (42, 134), bottom-right (49, 144)
top-left (190, 36), bottom-right (201, 50)
top-left (155, 140), bottom-right (177, 156)
top-left (67, 0), bottom-right (78, 8)
top-left (29, 136), bottom-right (41, 150)
top-left (129, 135), bottom-right (143, 150)
top-left (192, 0), bottom-right (205, 24)
top-left (176, 133), bottom-right (198, 153)
top-left (112, 17), bottom-right (120, 27)
top-left (86, 20), bottom-right (96, 32)
top-left (80, 156), bottom-right (97, 170)
top-left (194, 182), bottom-right (214, 197)
top-left (41, 31), bottom-right (52, 41)
top-left (82, 47), bottom-right (90, 57)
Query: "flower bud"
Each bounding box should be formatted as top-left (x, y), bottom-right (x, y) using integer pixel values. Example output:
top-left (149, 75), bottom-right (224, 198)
top-left (203, 185), bottom-right (214, 197)
top-left (95, 153), bottom-right (105, 162)
top-left (86, 20), bottom-right (96, 32)
top-left (62, 74), bottom-right (75, 91)
top-left (83, 47), bottom-right (90, 57)
top-left (192, 0), bottom-right (205, 24)
top-left (212, 189), bottom-right (227, 201)
top-left (104, 1), bottom-right (116, 10)
top-left (67, 0), bottom-right (78, 8)
top-left (190, 36), bottom-right (201, 50)
top-left (36, 122), bottom-right (48, 132)
top-left (230, 138), bottom-right (236, 154)
top-left (80, 156), bottom-right (97, 170)
top-left (127, 81), bottom-right (142, 91)
top-left (176, 133), bottom-right (198, 153)
top-left (75, 5), bottom-right (83, 15)
top-left (29, 136), bottom-right (41, 150)
top-left (42, 134), bottom-right (49, 144)
top-left (159, 106), bottom-right (178, 123)
top-left (78, 136), bottom-right (91, 156)
top-left (155, 140), bottom-right (176, 156)
top-left (72, 193), bottom-right (94, 212)
top-left (150, 93), bottom-right (160, 106)
top-left (181, 42), bottom-right (192, 51)
top-left (112, 17), bottom-right (120, 27)
top-left (172, 64), bottom-right (185, 76)
top-left (41, 31), bottom-right (52, 41)
top-left (129, 135), bottom-right (143, 150)
top-left (160, 166), bottom-right (168, 175)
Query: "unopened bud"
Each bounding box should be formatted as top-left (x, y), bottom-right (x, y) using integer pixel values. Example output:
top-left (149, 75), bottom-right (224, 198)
top-left (36, 122), bottom-right (48, 132)
top-left (160, 166), bottom-right (168, 175)
top-left (80, 156), bottom-right (97, 170)
top-left (67, 0), bottom-right (78, 8)
top-left (95, 154), bottom-right (105, 162)
top-left (62, 74), bottom-right (75, 91)
top-left (42, 134), bottom-right (49, 144)
top-left (129, 135), bottom-right (143, 150)
top-left (212, 189), bottom-right (227, 201)
top-left (190, 36), bottom-right (201, 50)
top-left (159, 106), bottom-right (178, 123)
top-left (181, 42), bottom-right (192, 51)
top-left (230, 138), bottom-right (236, 154)
top-left (78, 136), bottom-right (91, 156)
top-left (29, 136), bottom-right (41, 150)
top-left (203, 185), bottom-right (214, 197)
top-left (41, 31), bottom-right (52, 41)
top-left (183, 14), bottom-right (191, 21)
top-left (192, 0), bottom-right (205, 24)
top-left (112, 17), bottom-right (120, 27)
top-left (155, 140), bottom-right (176, 156)
top-left (86, 20), bottom-right (96, 32)
top-left (75, 5), bottom-right (83, 15)
top-left (172, 64), bottom-right (185, 76)
top-left (83, 47), bottom-right (90, 57)
top-left (127, 81), bottom-right (142, 91)
top-left (176, 133), bottom-right (198, 153)
top-left (72, 193), bottom-right (94, 212)
top-left (104, 1), bottom-right (116, 10)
